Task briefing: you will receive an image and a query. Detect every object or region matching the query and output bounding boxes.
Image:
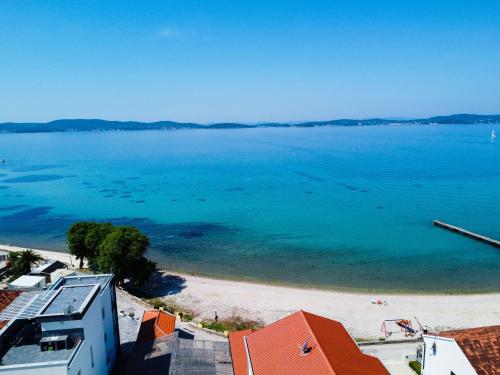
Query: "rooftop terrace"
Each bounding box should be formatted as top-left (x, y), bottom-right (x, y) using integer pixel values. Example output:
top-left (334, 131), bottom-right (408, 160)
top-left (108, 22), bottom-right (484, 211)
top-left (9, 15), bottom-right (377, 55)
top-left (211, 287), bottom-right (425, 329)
top-left (0, 322), bottom-right (82, 367)
top-left (53, 274), bottom-right (113, 290)
top-left (40, 284), bottom-right (97, 316)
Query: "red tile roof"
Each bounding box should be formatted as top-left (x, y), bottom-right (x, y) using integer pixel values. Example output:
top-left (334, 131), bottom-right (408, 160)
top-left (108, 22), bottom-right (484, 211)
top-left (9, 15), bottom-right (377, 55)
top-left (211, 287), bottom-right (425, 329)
top-left (229, 310), bottom-right (389, 375)
top-left (137, 310), bottom-right (176, 343)
top-left (228, 329), bottom-right (253, 375)
top-left (439, 325), bottom-right (500, 375)
top-left (0, 290), bottom-right (22, 330)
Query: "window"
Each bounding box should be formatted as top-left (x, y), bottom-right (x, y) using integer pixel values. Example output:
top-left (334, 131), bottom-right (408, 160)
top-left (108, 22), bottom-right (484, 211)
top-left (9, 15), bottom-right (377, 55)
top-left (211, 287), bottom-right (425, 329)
top-left (102, 307), bottom-right (105, 319)
top-left (90, 345), bottom-right (94, 368)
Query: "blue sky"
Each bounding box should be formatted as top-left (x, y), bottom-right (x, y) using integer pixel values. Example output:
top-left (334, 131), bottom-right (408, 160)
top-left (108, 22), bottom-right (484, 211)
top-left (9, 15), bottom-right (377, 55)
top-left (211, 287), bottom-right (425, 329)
top-left (0, 0), bottom-right (499, 123)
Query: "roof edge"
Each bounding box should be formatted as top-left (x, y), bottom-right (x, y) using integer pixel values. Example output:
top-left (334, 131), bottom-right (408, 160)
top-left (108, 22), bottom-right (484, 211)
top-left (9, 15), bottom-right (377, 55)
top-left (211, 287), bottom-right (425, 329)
top-left (300, 310), bottom-right (336, 375)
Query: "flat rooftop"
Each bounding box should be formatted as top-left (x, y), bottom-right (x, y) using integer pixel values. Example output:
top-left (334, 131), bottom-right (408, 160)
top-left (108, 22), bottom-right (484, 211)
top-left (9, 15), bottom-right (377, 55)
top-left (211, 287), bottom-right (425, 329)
top-left (9, 275), bottom-right (45, 287)
top-left (1, 342), bottom-right (75, 365)
top-left (40, 284), bottom-right (97, 316)
top-left (0, 323), bottom-right (82, 367)
top-left (54, 274), bottom-right (112, 289)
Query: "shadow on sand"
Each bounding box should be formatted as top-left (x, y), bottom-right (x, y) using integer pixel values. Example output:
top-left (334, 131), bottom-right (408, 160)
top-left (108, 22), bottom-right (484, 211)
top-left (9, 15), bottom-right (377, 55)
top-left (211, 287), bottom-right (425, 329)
top-left (143, 272), bottom-right (187, 297)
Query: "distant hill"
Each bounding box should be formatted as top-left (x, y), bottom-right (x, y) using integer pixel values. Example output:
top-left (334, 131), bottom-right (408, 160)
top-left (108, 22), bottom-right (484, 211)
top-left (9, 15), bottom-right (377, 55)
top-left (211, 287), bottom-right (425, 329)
top-left (0, 114), bottom-right (499, 133)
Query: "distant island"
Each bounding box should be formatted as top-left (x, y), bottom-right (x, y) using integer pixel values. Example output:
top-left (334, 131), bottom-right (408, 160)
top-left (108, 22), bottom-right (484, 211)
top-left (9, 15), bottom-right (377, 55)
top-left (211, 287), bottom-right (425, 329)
top-left (0, 113), bottom-right (499, 133)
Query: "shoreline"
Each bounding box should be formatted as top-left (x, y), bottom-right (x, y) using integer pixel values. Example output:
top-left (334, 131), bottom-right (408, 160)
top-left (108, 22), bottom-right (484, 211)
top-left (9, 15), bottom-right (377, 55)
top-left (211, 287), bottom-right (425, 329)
top-left (3, 243), bottom-right (499, 295)
top-left (2, 243), bottom-right (500, 338)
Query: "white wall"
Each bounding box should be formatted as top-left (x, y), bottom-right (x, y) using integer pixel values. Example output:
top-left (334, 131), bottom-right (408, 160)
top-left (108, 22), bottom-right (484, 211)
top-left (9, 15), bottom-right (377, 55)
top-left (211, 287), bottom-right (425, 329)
top-left (421, 335), bottom-right (477, 375)
top-left (99, 283), bottom-right (118, 372)
top-left (0, 361), bottom-right (68, 375)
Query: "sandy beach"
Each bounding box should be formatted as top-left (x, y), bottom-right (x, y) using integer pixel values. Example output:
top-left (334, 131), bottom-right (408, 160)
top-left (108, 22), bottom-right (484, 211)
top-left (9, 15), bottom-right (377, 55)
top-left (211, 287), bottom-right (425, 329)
top-left (3, 244), bottom-right (499, 339)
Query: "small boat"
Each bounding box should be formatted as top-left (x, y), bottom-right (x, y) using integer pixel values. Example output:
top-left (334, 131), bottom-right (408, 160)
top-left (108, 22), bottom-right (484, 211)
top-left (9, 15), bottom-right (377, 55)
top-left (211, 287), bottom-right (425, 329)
top-left (492, 129), bottom-right (496, 140)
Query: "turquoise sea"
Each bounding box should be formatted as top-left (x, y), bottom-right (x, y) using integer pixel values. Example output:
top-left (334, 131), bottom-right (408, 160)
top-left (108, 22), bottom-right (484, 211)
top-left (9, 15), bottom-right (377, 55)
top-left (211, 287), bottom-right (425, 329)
top-left (0, 124), bottom-right (498, 293)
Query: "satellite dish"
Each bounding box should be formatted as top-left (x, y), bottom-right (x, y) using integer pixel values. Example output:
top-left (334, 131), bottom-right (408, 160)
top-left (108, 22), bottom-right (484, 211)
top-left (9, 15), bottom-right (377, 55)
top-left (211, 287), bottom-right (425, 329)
top-left (298, 336), bottom-right (313, 356)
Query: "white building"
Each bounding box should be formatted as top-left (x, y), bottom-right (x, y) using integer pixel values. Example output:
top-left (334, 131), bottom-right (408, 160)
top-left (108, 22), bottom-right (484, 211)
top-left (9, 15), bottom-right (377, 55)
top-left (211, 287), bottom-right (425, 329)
top-left (0, 274), bottom-right (119, 375)
top-left (420, 325), bottom-right (500, 375)
top-left (8, 275), bottom-right (47, 290)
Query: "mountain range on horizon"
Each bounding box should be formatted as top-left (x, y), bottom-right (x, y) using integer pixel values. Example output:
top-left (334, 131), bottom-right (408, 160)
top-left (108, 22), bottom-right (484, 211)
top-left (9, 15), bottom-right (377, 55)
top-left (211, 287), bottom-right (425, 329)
top-left (0, 113), bottom-right (499, 133)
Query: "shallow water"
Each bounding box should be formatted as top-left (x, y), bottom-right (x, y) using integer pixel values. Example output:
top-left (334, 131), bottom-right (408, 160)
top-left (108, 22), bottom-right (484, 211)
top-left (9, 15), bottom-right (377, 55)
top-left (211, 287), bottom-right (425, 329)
top-left (0, 124), bottom-right (498, 292)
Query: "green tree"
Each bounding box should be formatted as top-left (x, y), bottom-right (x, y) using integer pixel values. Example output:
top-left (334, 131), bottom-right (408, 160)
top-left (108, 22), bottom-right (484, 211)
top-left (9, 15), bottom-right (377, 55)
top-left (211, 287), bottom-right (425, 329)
top-left (84, 223), bottom-right (113, 270)
top-left (67, 222), bottom-right (93, 269)
top-left (97, 226), bottom-right (155, 285)
top-left (7, 249), bottom-right (44, 281)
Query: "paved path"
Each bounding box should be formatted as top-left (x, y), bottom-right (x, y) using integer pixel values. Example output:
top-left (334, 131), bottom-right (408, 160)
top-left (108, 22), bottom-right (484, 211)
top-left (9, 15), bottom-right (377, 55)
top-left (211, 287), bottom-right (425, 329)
top-left (361, 342), bottom-right (420, 375)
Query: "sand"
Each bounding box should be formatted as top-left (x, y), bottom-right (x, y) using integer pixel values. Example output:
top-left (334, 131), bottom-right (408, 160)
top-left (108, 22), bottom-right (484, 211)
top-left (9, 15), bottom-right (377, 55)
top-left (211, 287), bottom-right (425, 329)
top-left (3, 244), bottom-right (499, 339)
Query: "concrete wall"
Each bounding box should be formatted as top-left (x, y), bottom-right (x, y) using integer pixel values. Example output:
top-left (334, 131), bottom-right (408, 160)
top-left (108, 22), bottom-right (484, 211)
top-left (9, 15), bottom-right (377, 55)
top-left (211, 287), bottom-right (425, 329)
top-left (422, 335), bottom-right (477, 375)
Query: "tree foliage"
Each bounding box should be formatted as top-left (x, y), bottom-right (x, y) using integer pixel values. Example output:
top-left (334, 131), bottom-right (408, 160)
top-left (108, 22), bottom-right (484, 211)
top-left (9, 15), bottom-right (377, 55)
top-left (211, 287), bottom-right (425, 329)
top-left (66, 222), bottom-right (156, 286)
top-left (96, 226), bottom-right (153, 285)
top-left (7, 249), bottom-right (44, 281)
top-left (67, 222), bottom-right (93, 269)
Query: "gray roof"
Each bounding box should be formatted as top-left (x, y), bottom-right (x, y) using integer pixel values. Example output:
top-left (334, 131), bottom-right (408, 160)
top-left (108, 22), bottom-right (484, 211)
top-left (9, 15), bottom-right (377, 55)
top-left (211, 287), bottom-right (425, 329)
top-left (124, 335), bottom-right (233, 375)
top-left (55, 274), bottom-right (112, 289)
top-left (1, 343), bottom-right (74, 365)
top-left (0, 325), bottom-right (82, 367)
top-left (31, 260), bottom-right (66, 274)
top-left (39, 285), bottom-right (97, 316)
top-left (169, 339), bottom-right (233, 375)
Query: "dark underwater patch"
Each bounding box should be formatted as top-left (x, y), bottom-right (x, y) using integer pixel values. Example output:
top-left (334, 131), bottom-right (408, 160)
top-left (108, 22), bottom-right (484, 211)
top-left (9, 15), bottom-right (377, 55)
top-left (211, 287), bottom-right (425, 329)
top-left (1, 206), bottom-right (54, 220)
top-left (292, 170), bottom-right (325, 182)
top-left (2, 175), bottom-right (64, 183)
top-left (0, 205), bottom-right (29, 211)
top-left (10, 164), bottom-right (67, 172)
top-left (179, 231), bottom-right (204, 238)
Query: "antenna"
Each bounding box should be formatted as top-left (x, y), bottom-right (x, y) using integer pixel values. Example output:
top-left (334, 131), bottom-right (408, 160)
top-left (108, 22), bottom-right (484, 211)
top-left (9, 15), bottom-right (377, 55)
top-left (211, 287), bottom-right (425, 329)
top-left (298, 335), bottom-right (313, 356)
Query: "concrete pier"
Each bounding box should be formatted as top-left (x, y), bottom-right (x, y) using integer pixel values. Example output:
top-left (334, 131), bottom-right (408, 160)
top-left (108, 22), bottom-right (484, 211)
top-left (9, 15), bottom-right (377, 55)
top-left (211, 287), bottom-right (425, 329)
top-left (433, 220), bottom-right (500, 248)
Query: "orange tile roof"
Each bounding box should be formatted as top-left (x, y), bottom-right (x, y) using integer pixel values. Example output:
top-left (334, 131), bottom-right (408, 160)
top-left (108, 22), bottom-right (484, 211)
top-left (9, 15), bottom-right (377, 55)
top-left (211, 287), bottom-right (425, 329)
top-left (439, 325), bottom-right (500, 375)
top-left (0, 290), bottom-right (22, 330)
top-left (137, 309), bottom-right (176, 343)
top-left (228, 329), bottom-right (252, 375)
top-left (230, 310), bottom-right (389, 375)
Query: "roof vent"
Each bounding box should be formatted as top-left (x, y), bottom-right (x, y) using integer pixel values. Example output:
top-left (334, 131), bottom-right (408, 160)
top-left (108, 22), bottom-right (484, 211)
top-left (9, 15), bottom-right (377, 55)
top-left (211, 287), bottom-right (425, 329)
top-left (298, 336), bottom-right (312, 356)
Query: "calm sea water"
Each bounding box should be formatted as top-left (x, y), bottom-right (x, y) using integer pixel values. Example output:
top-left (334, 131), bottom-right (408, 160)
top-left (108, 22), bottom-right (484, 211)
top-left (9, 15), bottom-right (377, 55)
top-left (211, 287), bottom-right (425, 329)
top-left (0, 124), bottom-right (498, 292)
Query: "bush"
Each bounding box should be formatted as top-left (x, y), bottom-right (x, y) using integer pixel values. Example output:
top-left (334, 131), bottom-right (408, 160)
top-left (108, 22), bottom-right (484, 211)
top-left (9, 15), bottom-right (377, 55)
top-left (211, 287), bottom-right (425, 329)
top-left (201, 315), bottom-right (264, 333)
top-left (147, 298), bottom-right (167, 310)
top-left (145, 298), bottom-right (181, 315)
top-left (409, 360), bottom-right (421, 375)
top-left (181, 313), bottom-right (194, 322)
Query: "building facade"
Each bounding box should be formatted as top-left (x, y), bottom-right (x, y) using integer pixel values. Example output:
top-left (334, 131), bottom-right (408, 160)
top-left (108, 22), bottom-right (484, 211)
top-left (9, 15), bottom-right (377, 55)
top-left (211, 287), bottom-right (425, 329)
top-left (420, 326), bottom-right (500, 375)
top-left (0, 274), bottom-right (119, 375)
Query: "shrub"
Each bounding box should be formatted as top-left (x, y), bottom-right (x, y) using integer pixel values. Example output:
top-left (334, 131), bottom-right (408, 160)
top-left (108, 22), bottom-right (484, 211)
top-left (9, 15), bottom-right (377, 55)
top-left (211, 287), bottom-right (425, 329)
top-left (181, 313), bottom-right (194, 322)
top-left (147, 298), bottom-right (167, 310)
top-left (409, 360), bottom-right (421, 374)
top-left (201, 315), bottom-right (264, 333)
